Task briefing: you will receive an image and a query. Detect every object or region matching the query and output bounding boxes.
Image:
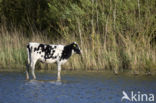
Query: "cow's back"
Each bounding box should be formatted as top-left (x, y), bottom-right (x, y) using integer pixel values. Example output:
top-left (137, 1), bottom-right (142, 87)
top-left (27, 42), bottom-right (64, 63)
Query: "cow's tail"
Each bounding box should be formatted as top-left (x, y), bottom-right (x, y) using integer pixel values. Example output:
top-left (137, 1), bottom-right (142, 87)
top-left (26, 43), bottom-right (31, 80)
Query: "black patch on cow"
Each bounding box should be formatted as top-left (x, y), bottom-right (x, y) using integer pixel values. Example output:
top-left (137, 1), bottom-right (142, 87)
top-left (34, 48), bottom-right (36, 52)
top-left (27, 44), bottom-right (32, 53)
top-left (60, 42), bottom-right (81, 60)
top-left (60, 44), bottom-right (73, 60)
top-left (33, 44), bottom-right (57, 61)
top-left (52, 50), bottom-right (55, 53)
top-left (34, 44), bottom-right (44, 52)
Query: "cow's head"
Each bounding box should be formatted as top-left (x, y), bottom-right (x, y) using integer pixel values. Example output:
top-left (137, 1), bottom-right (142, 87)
top-left (72, 42), bottom-right (81, 54)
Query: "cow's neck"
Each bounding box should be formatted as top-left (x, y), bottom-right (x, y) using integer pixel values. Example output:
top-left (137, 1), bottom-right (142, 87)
top-left (61, 44), bottom-right (73, 60)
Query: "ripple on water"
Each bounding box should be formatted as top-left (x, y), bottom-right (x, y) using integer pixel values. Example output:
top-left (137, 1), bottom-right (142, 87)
top-left (0, 72), bottom-right (155, 103)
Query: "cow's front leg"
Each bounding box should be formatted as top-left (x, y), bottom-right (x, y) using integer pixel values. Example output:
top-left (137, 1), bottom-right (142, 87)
top-left (57, 63), bottom-right (62, 81)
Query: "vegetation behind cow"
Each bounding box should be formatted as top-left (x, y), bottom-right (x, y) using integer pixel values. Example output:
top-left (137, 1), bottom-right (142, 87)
top-left (0, 0), bottom-right (155, 74)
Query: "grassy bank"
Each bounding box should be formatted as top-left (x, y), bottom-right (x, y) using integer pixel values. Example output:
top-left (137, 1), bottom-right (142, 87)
top-left (0, 26), bottom-right (155, 75)
top-left (0, 0), bottom-right (155, 75)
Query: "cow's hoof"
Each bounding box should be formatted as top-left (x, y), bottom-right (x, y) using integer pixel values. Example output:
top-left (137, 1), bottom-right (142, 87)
top-left (57, 79), bottom-right (61, 82)
top-left (26, 78), bottom-right (29, 80)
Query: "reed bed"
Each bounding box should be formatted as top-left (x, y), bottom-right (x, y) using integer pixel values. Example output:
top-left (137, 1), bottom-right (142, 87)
top-left (0, 26), bottom-right (155, 75)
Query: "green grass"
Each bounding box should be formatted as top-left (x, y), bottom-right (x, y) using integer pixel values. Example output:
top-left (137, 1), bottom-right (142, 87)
top-left (0, 25), bottom-right (155, 75)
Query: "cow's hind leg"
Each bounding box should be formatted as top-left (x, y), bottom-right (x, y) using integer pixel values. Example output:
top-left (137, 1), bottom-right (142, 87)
top-left (26, 46), bottom-right (31, 80)
top-left (30, 60), bottom-right (37, 80)
top-left (26, 63), bottom-right (30, 80)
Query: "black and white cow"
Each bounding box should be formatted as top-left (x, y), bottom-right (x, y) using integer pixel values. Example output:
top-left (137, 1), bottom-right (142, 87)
top-left (26, 42), bottom-right (81, 81)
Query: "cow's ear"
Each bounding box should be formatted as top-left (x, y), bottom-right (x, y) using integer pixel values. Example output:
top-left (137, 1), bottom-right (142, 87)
top-left (73, 44), bottom-right (77, 47)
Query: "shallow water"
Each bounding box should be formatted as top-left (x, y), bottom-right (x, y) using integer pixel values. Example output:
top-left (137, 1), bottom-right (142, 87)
top-left (0, 71), bottom-right (155, 103)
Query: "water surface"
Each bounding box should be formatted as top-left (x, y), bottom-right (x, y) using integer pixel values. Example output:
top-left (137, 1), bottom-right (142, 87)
top-left (0, 71), bottom-right (155, 103)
